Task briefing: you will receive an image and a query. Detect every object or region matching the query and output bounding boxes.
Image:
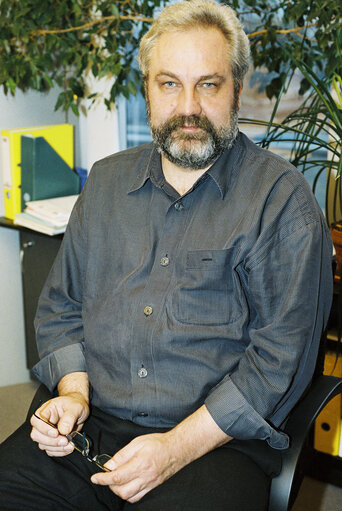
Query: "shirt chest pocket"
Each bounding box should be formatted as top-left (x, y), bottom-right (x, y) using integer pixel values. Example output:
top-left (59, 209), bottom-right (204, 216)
top-left (172, 248), bottom-right (242, 326)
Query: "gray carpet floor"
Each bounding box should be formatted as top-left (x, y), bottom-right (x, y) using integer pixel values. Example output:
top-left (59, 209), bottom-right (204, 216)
top-left (1, 381), bottom-right (342, 509)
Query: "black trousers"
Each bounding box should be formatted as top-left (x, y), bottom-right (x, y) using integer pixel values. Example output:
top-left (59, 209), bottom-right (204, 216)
top-left (0, 406), bottom-right (275, 511)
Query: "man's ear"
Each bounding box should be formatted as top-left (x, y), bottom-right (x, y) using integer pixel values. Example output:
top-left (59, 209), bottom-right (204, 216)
top-left (143, 76), bottom-right (149, 99)
top-left (237, 84), bottom-right (243, 109)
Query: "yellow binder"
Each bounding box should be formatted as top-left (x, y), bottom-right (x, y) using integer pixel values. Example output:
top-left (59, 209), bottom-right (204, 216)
top-left (314, 352), bottom-right (342, 456)
top-left (1, 124), bottom-right (74, 220)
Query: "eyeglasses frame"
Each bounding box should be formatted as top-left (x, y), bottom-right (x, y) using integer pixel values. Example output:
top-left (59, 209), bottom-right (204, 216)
top-left (33, 408), bottom-right (111, 472)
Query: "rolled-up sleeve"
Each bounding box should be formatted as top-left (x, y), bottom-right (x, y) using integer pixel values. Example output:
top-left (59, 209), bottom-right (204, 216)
top-left (32, 344), bottom-right (86, 392)
top-left (205, 374), bottom-right (289, 448)
top-left (205, 210), bottom-right (333, 449)
top-left (32, 192), bottom-right (88, 392)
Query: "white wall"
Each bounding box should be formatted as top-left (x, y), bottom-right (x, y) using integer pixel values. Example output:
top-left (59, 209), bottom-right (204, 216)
top-left (0, 227), bottom-right (28, 385)
top-left (0, 85), bottom-right (119, 386)
top-left (79, 76), bottom-right (120, 171)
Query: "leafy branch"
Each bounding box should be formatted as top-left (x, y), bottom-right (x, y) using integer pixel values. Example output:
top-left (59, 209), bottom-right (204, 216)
top-left (32, 18), bottom-right (316, 39)
top-left (33, 14), bottom-right (154, 36)
top-left (247, 22), bottom-right (317, 39)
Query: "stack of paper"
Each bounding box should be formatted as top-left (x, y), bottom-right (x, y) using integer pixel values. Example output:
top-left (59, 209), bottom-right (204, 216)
top-left (14, 195), bottom-right (79, 236)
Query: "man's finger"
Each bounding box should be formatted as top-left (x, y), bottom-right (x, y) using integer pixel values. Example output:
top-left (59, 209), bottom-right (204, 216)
top-left (39, 401), bottom-right (59, 425)
top-left (126, 488), bottom-right (149, 504)
top-left (110, 478), bottom-right (147, 502)
top-left (30, 414), bottom-right (58, 438)
top-left (91, 470), bottom-right (121, 486)
top-left (44, 445), bottom-right (74, 457)
top-left (30, 428), bottom-right (66, 446)
top-left (57, 410), bottom-right (79, 435)
top-left (38, 441), bottom-right (74, 454)
top-left (91, 469), bottom-right (148, 502)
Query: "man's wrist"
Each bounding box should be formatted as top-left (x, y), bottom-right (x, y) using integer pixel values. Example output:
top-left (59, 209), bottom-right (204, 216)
top-left (163, 405), bottom-right (232, 471)
top-left (61, 391), bottom-right (89, 406)
top-left (57, 372), bottom-right (90, 405)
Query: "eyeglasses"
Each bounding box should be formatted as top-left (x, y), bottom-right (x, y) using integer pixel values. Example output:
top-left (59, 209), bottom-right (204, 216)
top-left (33, 408), bottom-right (111, 472)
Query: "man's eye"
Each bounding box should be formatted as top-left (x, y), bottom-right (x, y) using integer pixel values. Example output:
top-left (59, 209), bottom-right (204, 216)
top-left (164, 81), bottom-right (176, 88)
top-left (202, 82), bottom-right (216, 89)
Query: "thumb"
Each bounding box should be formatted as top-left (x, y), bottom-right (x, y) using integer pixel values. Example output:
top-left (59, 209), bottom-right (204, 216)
top-left (57, 408), bottom-right (81, 436)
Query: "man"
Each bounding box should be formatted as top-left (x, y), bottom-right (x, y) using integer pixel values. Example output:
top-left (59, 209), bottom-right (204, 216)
top-left (0, 0), bottom-right (332, 510)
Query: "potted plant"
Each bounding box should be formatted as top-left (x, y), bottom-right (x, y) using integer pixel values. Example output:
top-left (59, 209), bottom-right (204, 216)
top-left (240, 63), bottom-right (342, 223)
top-left (0, 0), bottom-right (166, 115)
top-left (1, 0), bottom-right (341, 116)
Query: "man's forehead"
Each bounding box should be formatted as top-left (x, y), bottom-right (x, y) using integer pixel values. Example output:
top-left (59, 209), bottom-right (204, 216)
top-left (153, 26), bottom-right (228, 50)
top-left (149, 27), bottom-right (231, 76)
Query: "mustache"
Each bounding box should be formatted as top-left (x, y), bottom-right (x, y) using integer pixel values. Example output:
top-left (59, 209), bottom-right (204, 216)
top-left (162, 114), bottom-right (214, 132)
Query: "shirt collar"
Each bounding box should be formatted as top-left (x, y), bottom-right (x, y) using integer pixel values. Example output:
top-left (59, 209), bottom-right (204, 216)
top-left (205, 132), bottom-right (245, 199)
top-left (128, 132), bottom-right (246, 199)
top-left (128, 144), bottom-right (161, 194)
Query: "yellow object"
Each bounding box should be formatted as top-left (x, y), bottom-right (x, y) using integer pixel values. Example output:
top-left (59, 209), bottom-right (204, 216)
top-left (1, 124), bottom-right (74, 220)
top-left (314, 352), bottom-right (342, 456)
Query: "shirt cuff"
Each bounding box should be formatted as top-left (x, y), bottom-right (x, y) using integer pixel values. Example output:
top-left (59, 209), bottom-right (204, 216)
top-left (32, 343), bottom-right (87, 392)
top-left (205, 375), bottom-right (289, 450)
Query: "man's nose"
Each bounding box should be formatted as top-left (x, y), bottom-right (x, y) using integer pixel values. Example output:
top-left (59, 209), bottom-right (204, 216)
top-left (176, 87), bottom-right (202, 117)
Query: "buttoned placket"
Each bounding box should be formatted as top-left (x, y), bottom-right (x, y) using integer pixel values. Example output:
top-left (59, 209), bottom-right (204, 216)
top-left (129, 190), bottom-right (193, 425)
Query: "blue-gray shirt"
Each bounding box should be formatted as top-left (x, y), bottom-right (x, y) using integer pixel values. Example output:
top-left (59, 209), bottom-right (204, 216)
top-left (33, 132), bottom-right (333, 450)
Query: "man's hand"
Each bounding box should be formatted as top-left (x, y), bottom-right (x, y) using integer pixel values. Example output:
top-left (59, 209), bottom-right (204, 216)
top-left (30, 394), bottom-right (89, 457)
top-left (30, 372), bottom-right (90, 457)
top-left (91, 404), bottom-right (231, 503)
top-left (91, 432), bottom-right (178, 503)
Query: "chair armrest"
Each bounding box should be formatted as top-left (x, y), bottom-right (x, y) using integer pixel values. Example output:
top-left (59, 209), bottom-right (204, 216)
top-left (268, 375), bottom-right (342, 511)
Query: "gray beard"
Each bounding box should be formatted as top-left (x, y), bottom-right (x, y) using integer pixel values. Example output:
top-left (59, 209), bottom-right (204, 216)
top-left (149, 110), bottom-right (239, 170)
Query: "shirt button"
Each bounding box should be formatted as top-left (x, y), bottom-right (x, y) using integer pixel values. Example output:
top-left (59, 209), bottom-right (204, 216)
top-left (143, 306), bottom-right (153, 316)
top-left (138, 367), bottom-right (148, 378)
top-left (160, 256), bottom-right (170, 267)
top-left (137, 412), bottom-right (149, 417)
top-left (174, 202), bottom-right (184, 211)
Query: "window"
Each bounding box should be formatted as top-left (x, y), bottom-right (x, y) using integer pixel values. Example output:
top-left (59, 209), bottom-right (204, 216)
top-left (118, 91), bottom-right (151, 151)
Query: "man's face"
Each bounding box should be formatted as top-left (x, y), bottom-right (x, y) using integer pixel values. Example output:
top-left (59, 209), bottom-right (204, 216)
top-left (146, 27), bottom-right (241, 170)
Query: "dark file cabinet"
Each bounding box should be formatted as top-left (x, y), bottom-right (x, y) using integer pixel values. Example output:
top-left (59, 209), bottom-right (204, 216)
top-left (20, 229), bottom-right (62, 368)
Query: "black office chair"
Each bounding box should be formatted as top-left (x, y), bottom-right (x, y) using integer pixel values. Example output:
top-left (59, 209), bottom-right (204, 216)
top-left (27, 374), bottom-right (342, 511)
top-left (268, 374), bottom-right (342, 511)
top-left (269, 261), bottom-right (342, 510)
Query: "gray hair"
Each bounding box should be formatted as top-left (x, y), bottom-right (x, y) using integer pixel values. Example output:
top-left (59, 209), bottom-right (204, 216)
top-left (138, 0), bottom-right (250, 95)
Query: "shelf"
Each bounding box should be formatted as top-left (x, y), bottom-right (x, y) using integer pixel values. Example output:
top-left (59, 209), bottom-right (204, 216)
top-left (0, 216), bottom-right (63, 238)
